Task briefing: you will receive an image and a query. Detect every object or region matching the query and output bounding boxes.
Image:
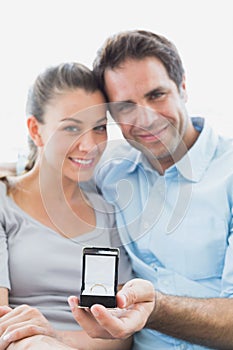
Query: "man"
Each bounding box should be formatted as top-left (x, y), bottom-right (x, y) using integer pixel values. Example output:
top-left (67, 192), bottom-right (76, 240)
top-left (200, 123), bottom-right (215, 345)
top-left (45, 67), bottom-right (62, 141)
top-left (1, 30), bottom-right (233, 349)
top-left (69, 30), bottom-right (233, 350)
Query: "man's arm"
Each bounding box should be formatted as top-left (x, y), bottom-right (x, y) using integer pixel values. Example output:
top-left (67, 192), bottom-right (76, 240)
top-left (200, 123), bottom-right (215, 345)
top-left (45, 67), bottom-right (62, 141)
top-left (147, 292), bottom-right (233, 350)
top-left (69, 278), bottom-right (233, 350)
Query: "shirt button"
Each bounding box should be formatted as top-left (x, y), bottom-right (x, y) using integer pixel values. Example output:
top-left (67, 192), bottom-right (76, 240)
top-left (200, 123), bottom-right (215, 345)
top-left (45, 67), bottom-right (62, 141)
top-left (180, 344), bottom-right (188, 350)
top-left (150, 262), bottom-right (157, 269)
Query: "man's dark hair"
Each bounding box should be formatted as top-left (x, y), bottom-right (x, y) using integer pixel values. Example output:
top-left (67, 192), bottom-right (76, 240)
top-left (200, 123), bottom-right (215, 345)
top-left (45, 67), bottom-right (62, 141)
top-left (93, 30), bottom-right (185, 98)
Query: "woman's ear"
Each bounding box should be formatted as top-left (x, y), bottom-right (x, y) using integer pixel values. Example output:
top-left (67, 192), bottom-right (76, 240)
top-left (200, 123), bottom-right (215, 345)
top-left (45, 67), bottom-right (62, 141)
top-left (27, 116), bottom-right (44, 147)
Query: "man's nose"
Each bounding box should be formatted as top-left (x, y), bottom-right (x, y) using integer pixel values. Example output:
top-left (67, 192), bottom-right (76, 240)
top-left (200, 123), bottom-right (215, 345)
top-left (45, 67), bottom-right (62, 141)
top-left (134, 105), bottom-right (158, 129)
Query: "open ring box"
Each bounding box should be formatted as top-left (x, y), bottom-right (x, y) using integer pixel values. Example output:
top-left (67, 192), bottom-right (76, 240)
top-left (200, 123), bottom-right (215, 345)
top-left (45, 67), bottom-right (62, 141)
top-left (79, 247), bottom-right (119, 308)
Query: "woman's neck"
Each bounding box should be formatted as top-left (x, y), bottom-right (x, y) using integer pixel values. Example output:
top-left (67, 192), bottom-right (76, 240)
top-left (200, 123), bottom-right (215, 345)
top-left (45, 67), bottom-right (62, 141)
top-left (8, 163), bottom-right (97, 238)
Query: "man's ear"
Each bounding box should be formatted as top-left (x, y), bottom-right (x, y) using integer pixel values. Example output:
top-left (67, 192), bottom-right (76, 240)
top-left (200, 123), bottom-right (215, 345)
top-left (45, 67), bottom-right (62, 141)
top-left (27, 116), bottom-right (44, 147)
top-left (180, 75), bottom-right (188, 102)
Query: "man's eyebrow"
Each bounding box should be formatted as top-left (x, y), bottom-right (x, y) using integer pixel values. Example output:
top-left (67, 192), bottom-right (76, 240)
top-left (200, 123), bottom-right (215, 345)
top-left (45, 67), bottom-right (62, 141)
top-left (113, 88), bottom-right (164, 105)
top-left (114, 100), bottom-right (135, 106)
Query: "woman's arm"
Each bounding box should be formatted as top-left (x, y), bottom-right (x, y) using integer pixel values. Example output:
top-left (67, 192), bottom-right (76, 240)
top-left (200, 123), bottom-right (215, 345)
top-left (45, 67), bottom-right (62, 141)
top-left (0, 305), bottom-right (56, 344)
top-left (2, 334), bottom-right (77, 350)
top-left (57, 329), bottom-right (132, 350)
top-left (0, 304), bottom-right (132, 350)
top-left (0, 163), bottom-right (16, 176)
top-left (0, 288), bottom-right (8, 306)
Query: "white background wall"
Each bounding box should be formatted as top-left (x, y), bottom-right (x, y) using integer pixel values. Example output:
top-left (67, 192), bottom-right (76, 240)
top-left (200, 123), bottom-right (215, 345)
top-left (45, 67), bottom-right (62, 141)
top-left (0, 0), bottom-right (232, 161)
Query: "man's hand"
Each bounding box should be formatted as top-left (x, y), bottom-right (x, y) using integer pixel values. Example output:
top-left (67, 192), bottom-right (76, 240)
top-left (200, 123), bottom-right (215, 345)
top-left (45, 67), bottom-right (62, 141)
top-left (68, 278), bottom-right (155, 339)
top-left (0, 304), bottom-right (56, 350)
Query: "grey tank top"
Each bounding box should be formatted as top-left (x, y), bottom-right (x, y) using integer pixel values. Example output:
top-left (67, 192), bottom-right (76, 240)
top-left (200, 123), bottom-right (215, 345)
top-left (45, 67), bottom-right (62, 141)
top-left (0, 182), bottom-right (133, 330)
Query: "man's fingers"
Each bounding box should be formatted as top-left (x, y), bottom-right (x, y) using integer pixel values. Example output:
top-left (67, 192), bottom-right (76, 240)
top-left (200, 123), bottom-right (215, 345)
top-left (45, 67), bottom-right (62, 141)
top-left (68, 296), bottom-right (110, 338)
top-left (68, 296), bottom-right (95, 326)
top-left (68, 296), bottom-right (132, 338)
top-left (117, 278), bottom-right (155, 308)
top-left (90, 304), bottom-right (137, 338)
top-left (91, 303), bottom-right (153, 336)
top-left (68, 280), bottom-right (156, 341)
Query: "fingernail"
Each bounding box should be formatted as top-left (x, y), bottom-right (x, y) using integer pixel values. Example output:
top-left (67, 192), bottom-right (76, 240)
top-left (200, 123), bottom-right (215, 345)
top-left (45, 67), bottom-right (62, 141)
top-left (68, 299), bottom-right (74, 307)
top-left (3, 334), bottom-right (11, 341)
top-left (69, 301), bottom-right (76, 310)
top-left (91, 308), bottom-right (99, 317)
top-left (120, 293), bottom-right (127, 307)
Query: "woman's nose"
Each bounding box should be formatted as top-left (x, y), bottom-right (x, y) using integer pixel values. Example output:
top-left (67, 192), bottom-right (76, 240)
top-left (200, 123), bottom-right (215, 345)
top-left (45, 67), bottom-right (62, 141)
top-left (77, 131), bottom-right (97, 153)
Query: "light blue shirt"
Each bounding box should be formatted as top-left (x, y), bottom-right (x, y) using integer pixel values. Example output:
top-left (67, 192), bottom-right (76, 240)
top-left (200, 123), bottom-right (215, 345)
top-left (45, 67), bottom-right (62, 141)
top-left (95, 117), bottom-right (233, 349)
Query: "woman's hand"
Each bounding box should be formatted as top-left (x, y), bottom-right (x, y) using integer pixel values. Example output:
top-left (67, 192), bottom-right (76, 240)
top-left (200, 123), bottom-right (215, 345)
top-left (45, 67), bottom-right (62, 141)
top-left (0, 304), bottom-right (57, 350)
top-left (6, 335), bottom-right (77, 350)
top-left (68, 278), bottom-right (155, 339)
top-left (0, 306), bottom-right (12, 318)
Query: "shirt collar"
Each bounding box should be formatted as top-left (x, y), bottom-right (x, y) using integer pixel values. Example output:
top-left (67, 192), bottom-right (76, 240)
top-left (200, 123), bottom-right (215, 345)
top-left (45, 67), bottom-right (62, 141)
top-left (175, 117), bottom-right (218, 182)
top-left (126, 117), bottom-right (219, 182)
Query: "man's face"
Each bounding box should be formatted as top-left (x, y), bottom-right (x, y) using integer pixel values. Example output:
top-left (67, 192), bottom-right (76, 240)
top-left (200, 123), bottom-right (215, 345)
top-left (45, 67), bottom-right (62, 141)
top-left (104, 57), bottom-right (193, 169)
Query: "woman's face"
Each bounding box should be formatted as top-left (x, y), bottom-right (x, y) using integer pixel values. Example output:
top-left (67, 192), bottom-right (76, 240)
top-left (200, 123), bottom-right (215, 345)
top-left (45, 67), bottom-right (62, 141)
top-left (38, 88), bottom-right (107, 182)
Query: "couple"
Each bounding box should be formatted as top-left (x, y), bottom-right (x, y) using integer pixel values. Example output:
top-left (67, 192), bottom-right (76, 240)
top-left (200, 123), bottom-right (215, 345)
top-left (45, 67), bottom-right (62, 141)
top-left (1, 29), bottom-right (233, 350)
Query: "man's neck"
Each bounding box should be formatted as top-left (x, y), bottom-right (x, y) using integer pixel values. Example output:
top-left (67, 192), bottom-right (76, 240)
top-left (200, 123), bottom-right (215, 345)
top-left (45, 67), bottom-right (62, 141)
top-left (146, 126), bottom-right (200, 175)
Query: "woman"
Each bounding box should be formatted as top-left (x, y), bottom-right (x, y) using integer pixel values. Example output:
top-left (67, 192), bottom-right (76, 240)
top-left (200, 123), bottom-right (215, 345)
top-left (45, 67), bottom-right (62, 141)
top-left (0, 62), bottom-right (132, 349)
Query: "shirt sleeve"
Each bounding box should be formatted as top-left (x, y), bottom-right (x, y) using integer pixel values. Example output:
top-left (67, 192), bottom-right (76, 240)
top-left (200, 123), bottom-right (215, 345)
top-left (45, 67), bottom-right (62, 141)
top-left (0, 184), bottom-right (11, 289)
top-left (220, 203), bottom-right (233, 297)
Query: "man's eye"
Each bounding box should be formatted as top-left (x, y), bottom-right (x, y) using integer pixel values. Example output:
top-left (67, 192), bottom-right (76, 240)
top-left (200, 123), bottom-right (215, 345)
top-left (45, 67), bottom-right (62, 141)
top-left (117, 102), bottom-right (135, 113)
top-left (150, 91), bottom-right (165, 100)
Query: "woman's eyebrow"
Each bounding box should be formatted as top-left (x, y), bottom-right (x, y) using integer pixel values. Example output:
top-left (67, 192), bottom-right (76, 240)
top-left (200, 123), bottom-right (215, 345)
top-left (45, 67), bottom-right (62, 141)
top-left (60, 116), bottom-right (107, 124)
top-left (60, 117), bottom-right (82, 123)
top-left (94, 116), bottom-right (108, 124)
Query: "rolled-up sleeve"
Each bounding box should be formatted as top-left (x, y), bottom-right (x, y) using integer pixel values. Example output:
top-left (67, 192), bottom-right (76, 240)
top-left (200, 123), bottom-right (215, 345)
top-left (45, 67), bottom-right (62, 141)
top-left (220, 202), bottom-right (233, 298)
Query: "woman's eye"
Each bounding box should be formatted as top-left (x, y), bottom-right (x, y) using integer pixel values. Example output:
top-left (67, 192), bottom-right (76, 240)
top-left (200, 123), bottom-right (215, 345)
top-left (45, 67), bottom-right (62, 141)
top-left (94, 124), bottom-right (107, 132)
top-left (64, 125), bottom-right (79, 132)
